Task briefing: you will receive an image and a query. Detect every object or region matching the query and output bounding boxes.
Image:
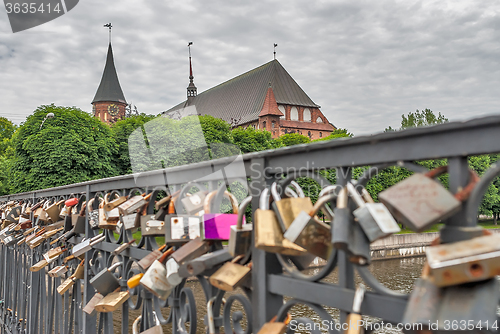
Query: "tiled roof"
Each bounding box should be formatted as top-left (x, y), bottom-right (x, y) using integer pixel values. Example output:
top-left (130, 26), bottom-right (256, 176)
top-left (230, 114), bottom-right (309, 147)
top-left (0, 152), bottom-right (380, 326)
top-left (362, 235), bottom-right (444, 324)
top-left (92, 43), bottom-right (127, 104)
top-left (258, 86), bottom-right (284, 117)
top-left (163, 60), bottom-right (319, 125)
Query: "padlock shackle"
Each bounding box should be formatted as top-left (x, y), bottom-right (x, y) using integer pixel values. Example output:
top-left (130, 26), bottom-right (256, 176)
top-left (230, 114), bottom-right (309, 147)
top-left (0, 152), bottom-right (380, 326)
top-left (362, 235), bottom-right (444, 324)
top-left (236, 196), bottom-right (252, 230)
top-left (270, 182), bottom-right (281, 202)
top-left (346, 183), bottom-right (367, 209)
top-left (466, 163), bottom-right (500, 225)
top-left (203, 190), bottom-right (239, 214)
top-left (352, 284), bottom-right (366, 313)
top-left (336, 187), bottom-right (348, 209)
top-left (290, 181), bottom-right (305, 198)
top-left (259, 188), bottom-right (271, 210)
top-left (108, 262), bottom-right (122, 272)
top-left (425, 166), bottom-right (480, 202)
top-left (308, 192), bottom-right (337, 217)
top-left (158, 246), bottom-right (175, 264)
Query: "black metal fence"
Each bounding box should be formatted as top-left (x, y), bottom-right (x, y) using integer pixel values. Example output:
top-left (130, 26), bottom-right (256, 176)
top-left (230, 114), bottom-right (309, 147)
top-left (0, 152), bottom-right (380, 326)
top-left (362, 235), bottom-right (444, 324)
top-left (1, 115), bottom-right (500, 334)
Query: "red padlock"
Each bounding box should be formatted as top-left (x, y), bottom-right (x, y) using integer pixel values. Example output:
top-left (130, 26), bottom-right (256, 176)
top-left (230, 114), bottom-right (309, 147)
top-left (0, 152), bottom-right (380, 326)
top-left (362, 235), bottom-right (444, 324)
top-left (65, 198), bottom-right (79, 207)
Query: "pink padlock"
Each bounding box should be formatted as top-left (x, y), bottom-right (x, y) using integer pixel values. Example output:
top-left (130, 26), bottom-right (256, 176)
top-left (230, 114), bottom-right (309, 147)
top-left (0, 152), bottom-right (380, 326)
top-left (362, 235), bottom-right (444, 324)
top-left (202, 191), bottom-right (243, 240)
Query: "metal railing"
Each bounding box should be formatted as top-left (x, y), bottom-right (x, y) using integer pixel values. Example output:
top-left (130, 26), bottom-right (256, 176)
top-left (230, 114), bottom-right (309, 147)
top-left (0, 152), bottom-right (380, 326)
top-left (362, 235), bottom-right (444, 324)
top-left (1, 114), bottom-right (500, 333)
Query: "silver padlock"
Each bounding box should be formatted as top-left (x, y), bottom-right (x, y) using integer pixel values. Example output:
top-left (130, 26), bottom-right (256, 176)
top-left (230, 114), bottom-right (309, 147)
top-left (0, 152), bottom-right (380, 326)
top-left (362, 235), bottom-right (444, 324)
top-left (346, 182), bottom-right (400, 242)
top-left (72, 234), bottom-right (105, 257)
top-left (181, 190), bottom-right (208, 215)
top-left (140, 248), bottom-right (176, 300)
top-left (166, 258), bottom-right (182, 286)
top-left (90, 262), bottom-right (122, 296)
top-left (118, 195), bottom-right (147, 215)
top-left (132, 312), bottom-right (163, 334)
top-left (228, 196), bottom-right (253, 257)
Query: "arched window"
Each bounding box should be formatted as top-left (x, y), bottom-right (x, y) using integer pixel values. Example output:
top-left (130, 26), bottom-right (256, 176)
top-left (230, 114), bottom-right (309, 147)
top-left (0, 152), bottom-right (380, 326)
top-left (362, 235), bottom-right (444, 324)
top-left (316, 117), bottom-right (323, 123)
top-left (308, 131), bottom-right (312, 138)
top-left (319, 132), bottom-right (322, 137)
top-left (303, 108), bottom-right (311, 122)
top-left (262, 121), bottom-right (266, 130)
top-left (290, 107), bottom-right (299, 121)
top-left (278, 105), bottom-right (286, 115)
top-left (271, 121), bottom-right (275, 129)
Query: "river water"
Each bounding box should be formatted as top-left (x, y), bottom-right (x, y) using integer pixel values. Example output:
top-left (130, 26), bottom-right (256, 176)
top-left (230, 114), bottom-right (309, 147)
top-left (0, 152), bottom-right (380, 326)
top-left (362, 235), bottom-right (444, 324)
top-left (120, 256), bottom-right (426, 333)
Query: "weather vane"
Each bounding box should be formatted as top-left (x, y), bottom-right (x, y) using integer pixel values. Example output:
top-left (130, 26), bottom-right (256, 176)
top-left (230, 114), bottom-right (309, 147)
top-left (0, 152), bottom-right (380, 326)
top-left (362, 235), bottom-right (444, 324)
top-left (188, 41), bottom-right (193, 57)
top-left (274, 43), bottom-right (278, 59)
top-left (104, 23), bottom-right (112, 43)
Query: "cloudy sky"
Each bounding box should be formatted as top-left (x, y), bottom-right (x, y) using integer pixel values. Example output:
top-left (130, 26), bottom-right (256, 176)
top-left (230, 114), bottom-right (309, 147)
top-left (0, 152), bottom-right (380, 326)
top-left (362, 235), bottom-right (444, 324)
top-left (0, 0), bottom-right (499, 135)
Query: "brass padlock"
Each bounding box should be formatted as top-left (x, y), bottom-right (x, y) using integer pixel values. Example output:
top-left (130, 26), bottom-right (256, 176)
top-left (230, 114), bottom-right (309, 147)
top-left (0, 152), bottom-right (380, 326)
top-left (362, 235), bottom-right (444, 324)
top-left (43, 246), bottom-right (66, 262)
top-left (57, 276), bottom-right (76, 295)
top-left (379, 166), bottom-right (479, 232)
top-left (346, 182), bottom-right (400, 242)
top-left (271, 182), bottom-right (313, 231)
top-left (94, 291), bottom-right (130, 312)
top-left (257, 314), bottom-right (291, 334)
top-left (178, 249), bottom-right (232, 278)
top-left (45, 200), bottom-right (64, 223)
top-left (104, 195), bottom-right (127, 212)
top-left (140, 247), bottom-right (176, 300)
top-left (284, 192), bottom-right (333, 260)
top-left (83, 293), bottom-right (104, 316)
top-left (170, 236), bottom-right (211, 265)
top-left (117, 195), bottom-right (147, 215)
top-left (30, 258), bottom-right (51, 272)
top-left (254, 187), bottom-right (305, 256)
top-left (345, 285), bottom-right (366, 334)
top-left (90, 262), bottom-right (122, 296)
top-left (48, 265), bottom-right (68, 278)
top-left (74, 260), bottom-right (86, 279)
top-left (426, 232), bottom-right (500, 287)
top-left (228, 196), bottom-right (253, 257)
top-left (112, 239), bottom-right (136, 256)
top-left (99, 200), bottom-right (117, 230)
top-left (138, 244), bottom-right (167, 270)
top-left (209, 256), bottom-right (252, 291)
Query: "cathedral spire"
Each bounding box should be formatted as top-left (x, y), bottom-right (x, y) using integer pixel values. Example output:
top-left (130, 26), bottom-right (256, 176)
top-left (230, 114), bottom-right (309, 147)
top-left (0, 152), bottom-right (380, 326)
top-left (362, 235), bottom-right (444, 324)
top-left (187, 42), bottom-right (197, 100)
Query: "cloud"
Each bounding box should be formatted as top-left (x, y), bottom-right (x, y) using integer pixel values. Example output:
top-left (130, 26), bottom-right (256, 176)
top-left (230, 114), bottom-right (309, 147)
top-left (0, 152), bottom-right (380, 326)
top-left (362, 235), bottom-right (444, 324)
top-left (0, 0), bottom-right (499, 134)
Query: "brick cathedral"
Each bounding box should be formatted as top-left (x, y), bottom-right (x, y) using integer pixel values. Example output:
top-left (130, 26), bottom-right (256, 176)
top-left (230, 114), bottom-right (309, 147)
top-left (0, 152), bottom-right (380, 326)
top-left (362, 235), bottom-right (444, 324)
top-left (92, 42), bottom-right (335, 140)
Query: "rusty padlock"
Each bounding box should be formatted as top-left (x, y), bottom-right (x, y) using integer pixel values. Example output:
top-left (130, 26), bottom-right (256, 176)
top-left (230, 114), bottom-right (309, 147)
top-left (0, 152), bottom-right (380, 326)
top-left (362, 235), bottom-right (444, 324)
top-left (140, 247), bottom-right (176, 300)
top-left (228, 196), bottom-right (252, 257)
top-left (209, 255), bottom-right (252, 291)
top-left (171, 236), bottom-right (211, 265)
top-left (164, 194), bottom-right (203, 243)
top-left (257, 314), bottom-right (292, 334)
top-left (117, 195), bottom-right (147, 216)
top-left (178, 249), bottom-right (232, 278)
top-left (379, 166), bottom-right (479, 232)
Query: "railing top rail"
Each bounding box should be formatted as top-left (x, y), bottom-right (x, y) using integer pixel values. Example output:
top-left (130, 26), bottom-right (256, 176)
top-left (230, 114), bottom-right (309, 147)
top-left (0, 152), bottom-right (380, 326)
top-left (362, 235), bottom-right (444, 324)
top-left (1, 114), bottom-right (499, 201)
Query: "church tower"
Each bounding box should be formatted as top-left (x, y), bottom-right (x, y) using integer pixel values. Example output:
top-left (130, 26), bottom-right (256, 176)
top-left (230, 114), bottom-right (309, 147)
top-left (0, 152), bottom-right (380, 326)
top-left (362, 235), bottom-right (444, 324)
top-left (186, 42), bottom-right (197, 103)
top-left (92, 35), bottom-right (127, 124)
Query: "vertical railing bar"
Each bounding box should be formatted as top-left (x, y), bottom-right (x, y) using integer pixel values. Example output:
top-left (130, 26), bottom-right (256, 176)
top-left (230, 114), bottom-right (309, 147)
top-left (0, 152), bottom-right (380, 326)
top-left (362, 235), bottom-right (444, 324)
top-left (47, 279), bottom-right (55, 334)
top-left (83, 186), bottom-right (97, 334)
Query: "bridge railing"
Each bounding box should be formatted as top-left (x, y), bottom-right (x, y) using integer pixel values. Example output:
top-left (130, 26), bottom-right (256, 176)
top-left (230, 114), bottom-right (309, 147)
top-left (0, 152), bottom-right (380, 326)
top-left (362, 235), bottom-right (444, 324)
top-left (1, 114), bottom-right (500, 334)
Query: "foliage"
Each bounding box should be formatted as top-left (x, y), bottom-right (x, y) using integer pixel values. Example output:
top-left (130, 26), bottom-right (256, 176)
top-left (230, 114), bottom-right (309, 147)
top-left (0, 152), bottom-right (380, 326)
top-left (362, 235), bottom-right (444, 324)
top-left (231, 127), bottom-right (275, 153)
top-left (9, 104), bottom-right (120, 193)
top-left (401, 108), bottom-right (448, 129)
top-left (274, 133), bottom-right (310, 147)
top-left (313, 128), bottom-right (353, 142)
top-left (0, 117), bottom-right (16, 155)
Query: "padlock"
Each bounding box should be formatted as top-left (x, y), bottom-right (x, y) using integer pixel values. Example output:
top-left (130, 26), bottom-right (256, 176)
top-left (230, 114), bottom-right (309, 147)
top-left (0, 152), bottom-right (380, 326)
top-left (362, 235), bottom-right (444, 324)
top-left (165, 258), bottom-right (182, 286)
top-left (72, 234), bottom-right (105, 257)
top-left (71, 200), bottom-right (86, 227)
top-left (104, 195), bottom-right (127, 212)
top-left (45, 200), bottom-right (64, 223)
top-left (140, 194), bottom-right (166, 236)
top-left (138, 244), bottom-right (167, 270)
top-left (257, 314), bottom-right (292, 334)
top-left (209, 256), bottom-right (252, 291)
top-left (118, 195), bottom-right (147, 215)
top-left (379, 166), bottom-right (479, 232)
top-left (140, 247), bottom-right (176, 300)
top-left (345, 285), bottom-right (366, 334)
top-left (83, 293), bottom-right (104, 316)
top-left (402, 263), bottom-right (499, 332)
top-left (4, 234), bottom-right (23, 247)
top-left (202, 190), bottom-right (241, 240)
top-left (132, 313), bottom-right (163, 334)
top-left (271, 182), bottom-right (313, 232)
top-left (228, 196), bottom-right (253, 257)
top-left (178, 249), bottom-right (232, 278)
top-left (94, 291), bottom-right (130, 312)
top-left (5, 205), bottom-right (21, 223)
top-left (426, 232), bottom-right (500, 287)
top-left (87, 197), bottom-right (101, 230)
top-left (74, 260), bottom-right (86, 279)
top-left (103, 193), bottom-right (121, 223)
top-left (171, 236), bottom-right (211, 265)
top-left (90, 262), bottom-right (122, 296)
top-left (284, 192), bottom-right (333, 260)
top-left (332, 188), bottom-right (371, 265)
top-left (181, 188), bottom-right (208, 215)
top-left (99, 200), bottom-right (118, 230)
top-left (30, 258), bottom-right (50, 272)
top-left (254, 187), bottom-right (306, 256)
top-left (43, 246), bottom-right (66, 262)
top-left (112, 239), bottom-right (136, 256)
top-left (346, 182), bottom-right (400, 242)
top-left (48, 265), bottom-right (68, 278)
top-left (57, 276), bottom-right (76, 295)
top-left (164, 195), bottom-right (203, 243)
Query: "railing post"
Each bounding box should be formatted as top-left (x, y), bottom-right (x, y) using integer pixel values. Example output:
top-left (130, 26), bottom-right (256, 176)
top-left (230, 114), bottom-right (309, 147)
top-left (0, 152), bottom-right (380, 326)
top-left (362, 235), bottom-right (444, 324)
top-left (82, 185), bottom-right (97, 334)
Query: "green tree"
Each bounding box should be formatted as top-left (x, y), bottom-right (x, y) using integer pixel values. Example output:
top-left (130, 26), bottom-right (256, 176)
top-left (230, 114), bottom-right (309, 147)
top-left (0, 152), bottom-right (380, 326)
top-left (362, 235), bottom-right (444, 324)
top-left (9, 104), bottom-right (120, 192)
top-left (0, 117), bottom-right (16, 155)
top-left (401, 108), bottom-right (448, 129)
top-left (274, 133), bottom-right (311, 147)
top-left (231, 127), bottom-right (274, 153)
top-left (313, 128), bottom-right (353, 142)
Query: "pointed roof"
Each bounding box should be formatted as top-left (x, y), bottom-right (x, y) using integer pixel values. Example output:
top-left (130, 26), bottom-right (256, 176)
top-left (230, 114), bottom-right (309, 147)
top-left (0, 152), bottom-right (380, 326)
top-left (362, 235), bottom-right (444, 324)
top-left (163, 60), bottom-right (319, 125)
top-left (258, 85), bottom-right (284, 117)
top-left (92, 43), bottom-right (126, 104)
